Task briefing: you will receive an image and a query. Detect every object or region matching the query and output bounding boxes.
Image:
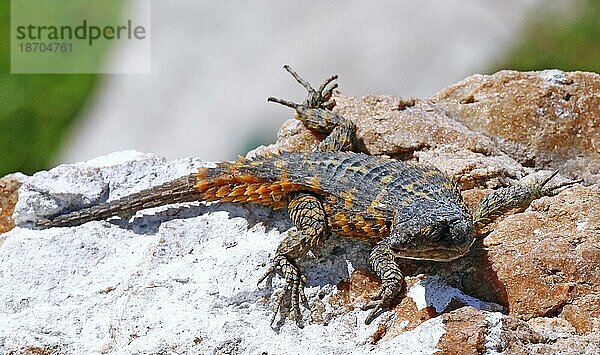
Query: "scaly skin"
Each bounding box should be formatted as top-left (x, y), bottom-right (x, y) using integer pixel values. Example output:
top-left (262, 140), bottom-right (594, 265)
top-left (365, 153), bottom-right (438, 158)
top-left (37, 65), bottom-right (580, 328)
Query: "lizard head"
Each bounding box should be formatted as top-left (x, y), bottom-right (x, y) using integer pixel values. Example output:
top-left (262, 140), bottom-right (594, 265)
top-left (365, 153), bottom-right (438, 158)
top-left (387, 209), bottom-right (475, 262)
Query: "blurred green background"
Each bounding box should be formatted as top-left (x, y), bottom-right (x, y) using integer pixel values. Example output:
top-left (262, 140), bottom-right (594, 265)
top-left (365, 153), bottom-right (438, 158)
top-left (494, 0), bottom-right (600, 72)
top-left (0, 0), bottom-right (120, 176)
top-left (1, 0), bottom-right (599, 177)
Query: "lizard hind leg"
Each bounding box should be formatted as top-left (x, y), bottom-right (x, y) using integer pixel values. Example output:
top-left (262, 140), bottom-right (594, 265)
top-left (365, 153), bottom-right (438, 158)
top-left (257, 192), bottom-right (328, 327)
top-left (268, 65), bottom-right (359, 152)
top-left (317, 118), bottom-right (358, 152)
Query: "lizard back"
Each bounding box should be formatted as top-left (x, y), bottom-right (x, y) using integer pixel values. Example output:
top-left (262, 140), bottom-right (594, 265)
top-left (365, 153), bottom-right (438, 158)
top-left (196, 151), bottom-right (465, 240)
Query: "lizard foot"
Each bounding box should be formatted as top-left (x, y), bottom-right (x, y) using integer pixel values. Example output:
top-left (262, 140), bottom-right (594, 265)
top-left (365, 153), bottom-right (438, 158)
top-left (361, 279), bottom-right (403, 325)
top-left (258, 254), bottom-right (309, 328)
top-left (536, 170), bottom-right (583, 197)
top-left (268, 65), bottom-right (338, 111)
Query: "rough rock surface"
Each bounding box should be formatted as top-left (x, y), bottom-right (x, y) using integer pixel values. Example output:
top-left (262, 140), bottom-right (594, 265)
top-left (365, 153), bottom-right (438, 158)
top-left (0, 174), bottom-right (23, 235)
top-left (2, 70), bottom-right (600, 354)
top-left (434, 70), bottom-right (600, 183)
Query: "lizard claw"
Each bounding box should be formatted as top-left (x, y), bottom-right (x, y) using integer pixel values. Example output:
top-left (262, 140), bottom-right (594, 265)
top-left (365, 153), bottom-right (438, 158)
top-left (258, 254), bottom-right (309, 328)
top-left (537, 170), bottom-right (583, 197)
top-left (361, 282), bottom-right (401, 325)
top-left (362, 300), bottom-right (385, 326)
top-left (281, 65), bottom-right (338, 110)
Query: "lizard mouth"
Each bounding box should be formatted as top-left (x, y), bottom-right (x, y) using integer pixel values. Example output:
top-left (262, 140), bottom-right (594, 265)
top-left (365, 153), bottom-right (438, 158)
top-left (390, 245), bottom-right (472, 262)
top-left (389, 235), bottom-right (476, 262)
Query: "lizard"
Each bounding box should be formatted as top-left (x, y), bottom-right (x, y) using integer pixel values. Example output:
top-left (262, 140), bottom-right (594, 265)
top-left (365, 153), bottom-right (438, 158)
top-left (36, 65), bottom-right (580, 327)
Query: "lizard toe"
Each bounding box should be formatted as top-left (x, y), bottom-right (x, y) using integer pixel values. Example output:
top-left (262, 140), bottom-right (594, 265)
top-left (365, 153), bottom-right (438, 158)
top-left (259, 254), bottom-right (309, 328)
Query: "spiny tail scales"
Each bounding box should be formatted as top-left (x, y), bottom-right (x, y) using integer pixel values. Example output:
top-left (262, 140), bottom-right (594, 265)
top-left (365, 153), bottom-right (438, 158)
top-left (194, 157), bottom-right (311, 210)
top-left (37, 156), bottom-right (316, 228)
top-left (37, 174), bottom-right (202, 228)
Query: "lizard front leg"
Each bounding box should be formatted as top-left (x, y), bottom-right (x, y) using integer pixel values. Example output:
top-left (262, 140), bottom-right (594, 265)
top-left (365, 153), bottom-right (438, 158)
top-left (258, 193), bottom-right (327, 327)
top-left (362, 241), bottom-right (404, 325)
top-left (473, 170), bottom-right (582, 228)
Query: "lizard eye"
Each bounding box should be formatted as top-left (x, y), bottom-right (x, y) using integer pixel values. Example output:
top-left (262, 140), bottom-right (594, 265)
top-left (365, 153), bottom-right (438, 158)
top-left (449, 219), bottom-right (474, 245)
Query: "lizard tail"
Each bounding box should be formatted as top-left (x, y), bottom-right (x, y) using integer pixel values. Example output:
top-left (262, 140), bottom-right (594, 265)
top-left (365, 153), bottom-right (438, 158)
top-left (37, 174), bottom-right (201, 228)
top-left (38, 156), bottom-right (310, 229)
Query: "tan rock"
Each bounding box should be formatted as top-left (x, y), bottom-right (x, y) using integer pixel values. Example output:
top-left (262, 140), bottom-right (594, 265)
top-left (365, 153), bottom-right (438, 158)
top-left (427, 307), bottom-right (598, 354)
top-left (437, 307), bottom-right (544, 355)
top-left (483, 185), bottom-right (600, 333)
top-left (433, 70), bottom-right (600, 183)
top-left (0, 175), bottom-right (21, 235)
top-left (527, 317), bottom-right (600, 354)
top-left (413, 147), bottom-right (522, 190)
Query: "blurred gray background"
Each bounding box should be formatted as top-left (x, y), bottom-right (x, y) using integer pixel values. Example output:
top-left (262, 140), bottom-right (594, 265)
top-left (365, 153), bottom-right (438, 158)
top-left (58, 0), bottom-right (547, 163)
